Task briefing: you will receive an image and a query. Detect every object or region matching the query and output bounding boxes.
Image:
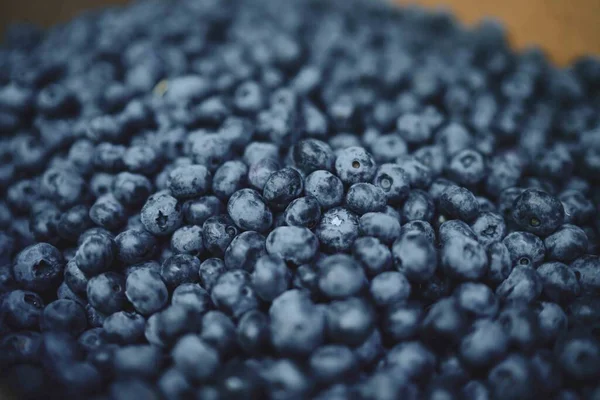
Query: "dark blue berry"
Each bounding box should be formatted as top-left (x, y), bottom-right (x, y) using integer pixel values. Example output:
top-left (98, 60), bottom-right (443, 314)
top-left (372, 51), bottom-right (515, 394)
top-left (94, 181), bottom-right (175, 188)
top-left (224, 230), bottom-right (267, 271)
top-left (353, 237), bottom-right (393, 277)
top-left (392, 234), bottom-right (437, 282)
top-left (512, 189), bottom-right (565, 236)
top-left (125, 267), bottom-right (168, 316)
top-left (75, 234), bottom-right (116, 276)
top-left (316, 207), bottom-right (359, 253)
top-left (86, 272), bottom-right (126, 315)
top-left (227, 189), bottom-right (273, 233)
top-left (13, 242), bottom-right (64, 292)
top-left (182, 195), bottom-right (223, 226)
top-left (263, 167), bottom-right (304, 210)
top-left (305, 170), bottom-right (344, 210)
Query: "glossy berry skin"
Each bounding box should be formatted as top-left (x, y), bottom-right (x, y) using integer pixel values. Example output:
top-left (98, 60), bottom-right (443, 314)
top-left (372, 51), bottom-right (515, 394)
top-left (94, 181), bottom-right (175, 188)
top-left (441, 235), bottom-right (488, 281)
top-left (459, 319), bottom-right (509, 368)
top-left (353, 237), bottom-right (393, 277)
top-left (202, 215), bottom-right (238, 257)
top-left (182, 196), bottom-right (223, 226)
top-left (317, 254), bottom-right (366, 299)
top-left (125, 268), bottom-right (168, 316)
top-left (227, 189), bottom-right (273, 233)
top-left (140, 191), bottom-right (183, 237)
top-left (112, 172), bottom-right (153, 208)
top-left (316, 207), bottom-right (359, 253)
top-left (199, 258), bottom-right (226, 293)
top-left (57, 205), bottom-right (93, 242)
top-left (402, 190), bottom-right (434, 223)
top-left (89, 194), bottom-right (127, 231)
top-left (266, 226), bottom-right (318, 265)
top-left (248, 158), bottom-right (281, 191)
top-left (283, 196), bottom-right (321, 228)
top-left (382, 301), bottom-right (423, 344)
top-left (75, 234), bottom-right (116, 276)
top-left (496, 265), bottom-right (543, 304)
top-left (292, 139), bottom-right (335, 174)
top-left (439, 185), bottom-right (480, 222)
top-left (304, 170), bottom-right (344, 210)
top-left (544, 224), bottom-right (588, 262)
top-left (252, 254), bottom-right (291, 302)
top-left (212, 160), bottom-right (248, 200)
top-left (486, 241), bottom-right (512, 284)
top-left (13, 243), bottom-right (64, 292)
top-left (211, 270), bottom-right (259, 319)
top-left (101, 312), bottom-right (144, 346)
top-left (537, 262), bottom-right (581, 303)
top-left (39, 168), bottom-right (86, 209)
top-left (170, 225), bottom-right (203, 255)
top-left (325, 296), bottom-right (374, 347)
top-left (455, 282), bottom-right (499, 318)
top-left (471, 212), bottom-right (507, 246)
top-left (166, 165), bottom-right (211, 200)
top-left (2, 289), bottom-right (44, 329)
top-left (335, 146), bottom-right (377, 186)
top-left (344, 183), bottom-right (387, 215)
top-left (224, 231), bottom-right (267, 272)
top-left (503, 231), bottom-right (546, 267)
top-left (86, 272), bottom-right (126, 315)
top-left (392, 234), bottom-right (437, 283)
top-left (40, 299), bottom-right (87, 336)
top-left (358, 212), bottom-right (401, 245)
top-left (512, 189), bottom-right (565, 236)
top-left (372, 163), bottom-right (411, 204)
top-left (269, 290), bottom-right (325, 355)
top-left (446, 149), bottom-right (486, 187)
top-left (263, 167), bottom-right (304, 210)
top-left (159, 254), bottom-right (200, 290)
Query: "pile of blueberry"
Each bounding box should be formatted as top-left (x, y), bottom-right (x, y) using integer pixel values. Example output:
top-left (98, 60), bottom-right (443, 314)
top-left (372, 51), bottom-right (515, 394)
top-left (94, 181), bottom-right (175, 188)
top-left (1, 0), bottom-right (600, 398)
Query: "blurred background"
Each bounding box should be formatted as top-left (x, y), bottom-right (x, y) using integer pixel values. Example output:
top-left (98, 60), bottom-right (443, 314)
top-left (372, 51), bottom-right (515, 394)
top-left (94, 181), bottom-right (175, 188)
top-left (0, 0), bottom-right (599, 65)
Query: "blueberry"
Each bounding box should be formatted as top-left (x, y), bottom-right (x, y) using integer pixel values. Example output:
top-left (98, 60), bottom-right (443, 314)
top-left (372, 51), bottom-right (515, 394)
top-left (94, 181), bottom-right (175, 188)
top-left (559, 190), bottom-right (595, 225)
top-left (2, 290), bottom-right (44, 329)
top-left (212, 161), bottom-right (248, 202)
top-left (263, 167), bottom-right (304, 210)
top-left (266, 226), bottom-right (318, 265)
top-left (243, 142), bottom-right (279, 165)
top-left (309, 345), bottom-right (357, 384)
top-left (471, 212), bottom-right (507, 247)
top-left (227, 189), bottom-right (273, 233)
top-left (335, 146), bottom-right (377, 186)
top-left (40, 167), bottom-right (86, 209)
top-left (369, 134), bottom-right (408, 164)
top-left (172, 334), bottom-right (220, 382)
top-left (154, 304), bottom-right (202, 346)
top-left (305, 170), bottom-right (344, 210)
top-left (211, 270), bottom-right (258, 319)
top-left (382, 301), bottom-right (423, 343)
top-left (13, 242), bottom-right (64, 292)
top-left (414, 145), bottom-right (446, 178)
top-left (316, 207), bottom-right (359, 253)
top-left (392, 233), bottom-right (437, 282)
top-left (125, 267), bottom-right (168, 316)
top-left (182, 195), bottom-right (223, 226)
top-left (441, 235), bottom-right (488, 281)
top-left (140, 191), bottom-right (183, 236)
top-left (496, 265), bottom-right (543, 304)
top-left (459, 319), bottom-right (509, 368)
top-left (326, 297), bottom-right (374, 346)
top-left (261, 359), bottom-right (311, 400)
top-left (358, 212), bottom-right (401, 245)
top-left (75, 234), bottom-right (116, 276)
top-left (292, 139), bottom-right (335, 174)
top-left (403, 190), bottom-right (434, 223)
top-left (198, 258), bottom-right (226, 293)
top-left (395, 155), bottom-right (433, 190)
top-left (40, 299), bottom-right (87, 336)
top-left (86, 272), bottom-right (126, 315)
top-left (269, 290), bottom-right (325, 355)
top-left (503, 231), bottom-right (546, 267)
top-left (90, 173), bottom-right (115, 198)
top-left (446, 149), bottom-right (486, 187)
top-left (158, 367), bottom-right (193, 400)
top-left (439, 185), bottom-right (480, 222)
top-left (89, 194), bottom-right (127, 231)
top-left (455, 282), bottom-right (499, 318)
top-left (224, 231), bottom-right (267, 271)
top-left (252, 254), bottom-right (291, 302)
top-left (421, 297), bottom-right (467, 346)
top-left (57, 205), bottom-right (93, 242)
top-left (353, 237), bottom-right (393, 277)
top-left (77, 328), bottom-right (106, 354)
top-left (159, 254), bottom-right (200, 290)
top-left (109, 379), bottom-right (160, 400)
top-left (236, 309), bottom-right (270, 356)
top-left (544, 224), bottom-right (588, 262)
top-left (317, 254), bottom-right (365, 299)
top-left (535, 301), bottom-right (568, 345)
top-left (487, 354), bottom-right (533, 400)
top-left (169, 225), bottom-right (203, 255)
top-left (199, 310), bottom-right (237, 358)
top-left (344, 183), bottom-right (387, 215)
top-left (512, 189), bottom-right (565, 236)
top-left (397, 113), bottom-right (431, 144)
top-left (283, 196), bottom-right (321, 228)
top-left (171, 283), bottom-right (210, 314)
top-left (486, 241), bottom-right (512, 285)
top-left (103, 311), bottom-right (145, 344)
top-left (93, 143), bottom-right (126, 172)
top-left (354, 328), bottom-right (384, 367)
top-left (248, 158), bottom-right (281, 191)
top-left (382, 341), bottom-right (435, 381)
top-left (569, 256), bottom-right (600, 295)
top-left (113, 344), bottom-right (164, 378)
top-left (556, 333), bottom-right (600, 381)
top-left (189, 133), bottom-right (232, 171)
top-left (537, 262), bottom-right (581, 303)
